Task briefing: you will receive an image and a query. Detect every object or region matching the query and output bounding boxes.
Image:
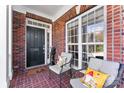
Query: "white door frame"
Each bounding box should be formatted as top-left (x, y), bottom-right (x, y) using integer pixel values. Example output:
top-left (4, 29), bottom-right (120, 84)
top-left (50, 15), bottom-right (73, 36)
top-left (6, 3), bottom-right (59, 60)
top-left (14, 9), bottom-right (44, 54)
top-left (25, 18), bottom-right (52, 69)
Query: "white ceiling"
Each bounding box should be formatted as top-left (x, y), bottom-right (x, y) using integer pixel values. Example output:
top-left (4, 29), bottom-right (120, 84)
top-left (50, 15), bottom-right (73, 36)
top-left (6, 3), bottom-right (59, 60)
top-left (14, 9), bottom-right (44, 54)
top-left (24, 5), bottom-right (65, 16)
top-left (13, 5), bottom-right (74, 21)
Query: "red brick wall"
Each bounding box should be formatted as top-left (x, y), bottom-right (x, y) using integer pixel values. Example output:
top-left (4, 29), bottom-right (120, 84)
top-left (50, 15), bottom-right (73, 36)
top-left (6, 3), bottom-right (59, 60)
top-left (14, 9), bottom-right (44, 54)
top-left (53, 5), bottom-right (95, 60)
top-left (26, 12), bottom-right (52, 24)
top-left (122, 6), bottom-right (124, 65)
top-left (107, 5), bottom-right (122, 62)
top-left (13, 11), bottom-right (26, 74)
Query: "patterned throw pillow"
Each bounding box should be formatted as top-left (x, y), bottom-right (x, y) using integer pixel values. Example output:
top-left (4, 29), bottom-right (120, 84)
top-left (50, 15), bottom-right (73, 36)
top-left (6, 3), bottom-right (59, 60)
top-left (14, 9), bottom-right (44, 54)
top-left (80, 67), bottom-right (109, 88)
top-left (57, 56), bottom-right (67, 67)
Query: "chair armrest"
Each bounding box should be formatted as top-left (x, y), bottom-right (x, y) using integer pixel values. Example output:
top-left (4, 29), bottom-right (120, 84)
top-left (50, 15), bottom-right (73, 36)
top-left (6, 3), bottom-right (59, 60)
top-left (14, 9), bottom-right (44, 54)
top-left (105, 80), bottom-right (119, 88)
top-left (60, 61), bottom-right (71, 68)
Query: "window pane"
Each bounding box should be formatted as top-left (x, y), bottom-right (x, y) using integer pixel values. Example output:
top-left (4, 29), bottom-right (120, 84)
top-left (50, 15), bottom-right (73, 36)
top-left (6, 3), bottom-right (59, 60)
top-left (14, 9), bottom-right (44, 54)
top-left (96, 45), bottom-right (103, 52)
top-left (68, 30), bottom-right (71, 36)
top-left (75, 27), bottom-right (78, 35)
top-left (75, 36), bottom-right (78, 43)
top-left (88, 45), bottom-right (94, 53)
top-left (74, 45), bottom-right (78, 51)
top-left (82, 25), bottom-right (87, 33)
top-left (75, 60), bottom-right (78, 67)
top-left (68, 37), bottom-right (71, 43)
top-left (82, 45), bottom-right (87, 52)
top-left (71, 36), bottom-right (73, 43)
top-left (74, 52), bottom-right (78, 59)
top-left (88, 33), bottom-right (94, 42)
top-left (95, 7), bottom-right (104, 23)
top-left (88, 12), bottom-right (94, 25)
top-left (82, 34), bottom-right (87, 43)
top-left (82, 15), bottom-right (87, 25)
top-left (82, 53), bottom-right (87, 61)
top-left (95, 31), bottom-right (104, 42)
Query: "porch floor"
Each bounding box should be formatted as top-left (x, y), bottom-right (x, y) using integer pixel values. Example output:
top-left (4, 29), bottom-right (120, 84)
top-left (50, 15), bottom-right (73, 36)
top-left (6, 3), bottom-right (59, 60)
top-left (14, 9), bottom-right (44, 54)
top-left (10, 66), bottom-right (72, 88)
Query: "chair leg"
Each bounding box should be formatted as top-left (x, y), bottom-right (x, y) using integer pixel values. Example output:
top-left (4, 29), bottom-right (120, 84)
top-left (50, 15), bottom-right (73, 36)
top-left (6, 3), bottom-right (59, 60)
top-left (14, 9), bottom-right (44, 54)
top-left (49, 68), bottom-right (51, 79)
top-left (60, 73), bottom-right (62, 88)
top-left (70, 69), bottom-right (72, 78)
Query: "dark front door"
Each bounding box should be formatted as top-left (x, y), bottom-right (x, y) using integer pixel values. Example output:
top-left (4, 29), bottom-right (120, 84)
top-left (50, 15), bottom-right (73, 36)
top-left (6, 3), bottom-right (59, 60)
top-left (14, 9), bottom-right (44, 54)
top-left (27, 26), bottom-right (45, 68)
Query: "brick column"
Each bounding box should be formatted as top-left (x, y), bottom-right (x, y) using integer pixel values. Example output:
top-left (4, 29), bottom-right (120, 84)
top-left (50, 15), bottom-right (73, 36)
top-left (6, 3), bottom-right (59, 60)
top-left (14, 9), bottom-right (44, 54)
top-left (13, 11), bottom-right (26, 75)
top-left (107, 5), bottom-right (121, 62)
top-left (122, 6), bottom-right (124, 67)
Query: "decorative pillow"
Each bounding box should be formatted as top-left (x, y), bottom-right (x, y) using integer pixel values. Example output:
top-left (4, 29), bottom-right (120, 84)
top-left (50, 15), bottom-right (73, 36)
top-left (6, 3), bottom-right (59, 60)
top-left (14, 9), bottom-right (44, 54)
top-left (80, 67), bottom-right (109, 88)
top-left (57, 56), bottom-right (67, 67)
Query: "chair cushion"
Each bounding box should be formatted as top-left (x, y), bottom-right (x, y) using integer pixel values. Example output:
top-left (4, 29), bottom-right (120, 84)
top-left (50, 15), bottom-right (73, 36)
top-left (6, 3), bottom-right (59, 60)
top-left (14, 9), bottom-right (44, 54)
top-left (99, 61), bottom-right (120, 87)
top-left (88, 58), bottom-right (103, 70)
top-left (49, 65), bottom-right (71, 74)
top-left (81, 67), bottom-right (109, 88)
top-left (70, 78), bottom-right (88, 88)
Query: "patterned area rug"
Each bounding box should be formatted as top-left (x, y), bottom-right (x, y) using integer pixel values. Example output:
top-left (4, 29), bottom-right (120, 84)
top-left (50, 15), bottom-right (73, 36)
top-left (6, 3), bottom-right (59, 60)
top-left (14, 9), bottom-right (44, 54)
top-left (10, 66), bottom-right (72, 88)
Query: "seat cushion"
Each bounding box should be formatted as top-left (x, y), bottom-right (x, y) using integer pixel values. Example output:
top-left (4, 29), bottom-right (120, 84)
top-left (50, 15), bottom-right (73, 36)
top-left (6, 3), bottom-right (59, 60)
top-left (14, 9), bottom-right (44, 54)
top-left (70, 78), bottom-right (88, 88)
top-left (83, 67), bottom-right (109, 88)
top-left (88, 58), bottom-right (103, 70)
top-left (99, 61), bottom-right (120, 87)
top-left (49, 65), bottom-right (71, 74)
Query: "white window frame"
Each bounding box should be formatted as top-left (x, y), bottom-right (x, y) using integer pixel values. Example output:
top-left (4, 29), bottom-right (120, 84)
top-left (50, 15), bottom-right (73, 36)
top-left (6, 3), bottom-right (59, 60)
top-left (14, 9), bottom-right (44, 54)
top-left (66, 6), bottom-right (107, 69)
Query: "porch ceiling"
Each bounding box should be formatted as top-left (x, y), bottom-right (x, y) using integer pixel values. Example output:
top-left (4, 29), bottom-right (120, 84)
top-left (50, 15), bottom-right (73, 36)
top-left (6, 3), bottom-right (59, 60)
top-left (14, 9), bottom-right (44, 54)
top-left (23, 5), bottom-right (74, 21)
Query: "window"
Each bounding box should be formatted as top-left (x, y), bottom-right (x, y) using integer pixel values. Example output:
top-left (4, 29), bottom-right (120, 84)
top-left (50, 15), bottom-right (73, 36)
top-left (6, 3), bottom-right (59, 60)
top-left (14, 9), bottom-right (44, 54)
top-left (82, 7), bottom-right (104, 63)
top-left (66, 6), bottom-right (105, 69)
top-left (67, 19), bottom-right (79, 67)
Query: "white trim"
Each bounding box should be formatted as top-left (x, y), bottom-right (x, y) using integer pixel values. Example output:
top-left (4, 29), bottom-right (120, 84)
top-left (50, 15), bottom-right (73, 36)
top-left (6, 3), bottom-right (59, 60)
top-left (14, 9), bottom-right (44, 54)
top-left (66, 6), bottom-right (106, 69)
top-left (78, 16), bottom-right (82, 69)
top-left (25, 18), bottom-right (52, 69)
top-left (8, 5), bottom-right (13, 81)
top-left (0, 5), bottom-right (8, 88)
top-left (104, 5), bottom-right (107, 60)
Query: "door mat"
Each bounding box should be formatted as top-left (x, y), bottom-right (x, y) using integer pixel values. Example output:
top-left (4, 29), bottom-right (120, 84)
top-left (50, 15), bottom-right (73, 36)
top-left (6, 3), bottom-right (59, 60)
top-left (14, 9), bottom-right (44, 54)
top-left (27, 66), bottom-right (48, 76)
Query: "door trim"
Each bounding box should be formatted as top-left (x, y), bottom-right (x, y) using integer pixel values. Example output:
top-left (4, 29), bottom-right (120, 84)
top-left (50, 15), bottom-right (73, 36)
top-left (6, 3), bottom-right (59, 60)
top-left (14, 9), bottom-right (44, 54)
top-left (25, 18), bottom-right (52, 69)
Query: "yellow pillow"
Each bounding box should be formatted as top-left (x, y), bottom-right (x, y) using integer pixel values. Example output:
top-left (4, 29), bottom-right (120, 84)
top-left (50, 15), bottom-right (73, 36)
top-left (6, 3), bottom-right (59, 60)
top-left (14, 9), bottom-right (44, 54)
top-left (80, 67), bottom-right (109, 88)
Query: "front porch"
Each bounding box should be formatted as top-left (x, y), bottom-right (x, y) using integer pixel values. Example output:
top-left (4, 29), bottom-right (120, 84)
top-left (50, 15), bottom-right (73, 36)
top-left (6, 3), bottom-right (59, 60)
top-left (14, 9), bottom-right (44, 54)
top-left (8, 5), bottom-right (124, 88)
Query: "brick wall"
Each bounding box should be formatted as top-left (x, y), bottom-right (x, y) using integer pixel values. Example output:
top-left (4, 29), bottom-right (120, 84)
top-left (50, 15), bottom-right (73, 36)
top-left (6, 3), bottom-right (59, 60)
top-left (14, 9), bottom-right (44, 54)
top-left (118, 5), bottom-right (124, 88)
top-left (13, 11), bottom-right (52, 75)
top-left (13, 11), bottom-right (26, 75)
top-left (122, 6), bottom-right (124, 67)
top-left (107, 5), bottom-right (122, 62)
top-left (106, 5), bottom-right (124, 88)
top-left (26, 12), bottom-right (52, 24)
top-left (53, 5), bottom-right (95, 60)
